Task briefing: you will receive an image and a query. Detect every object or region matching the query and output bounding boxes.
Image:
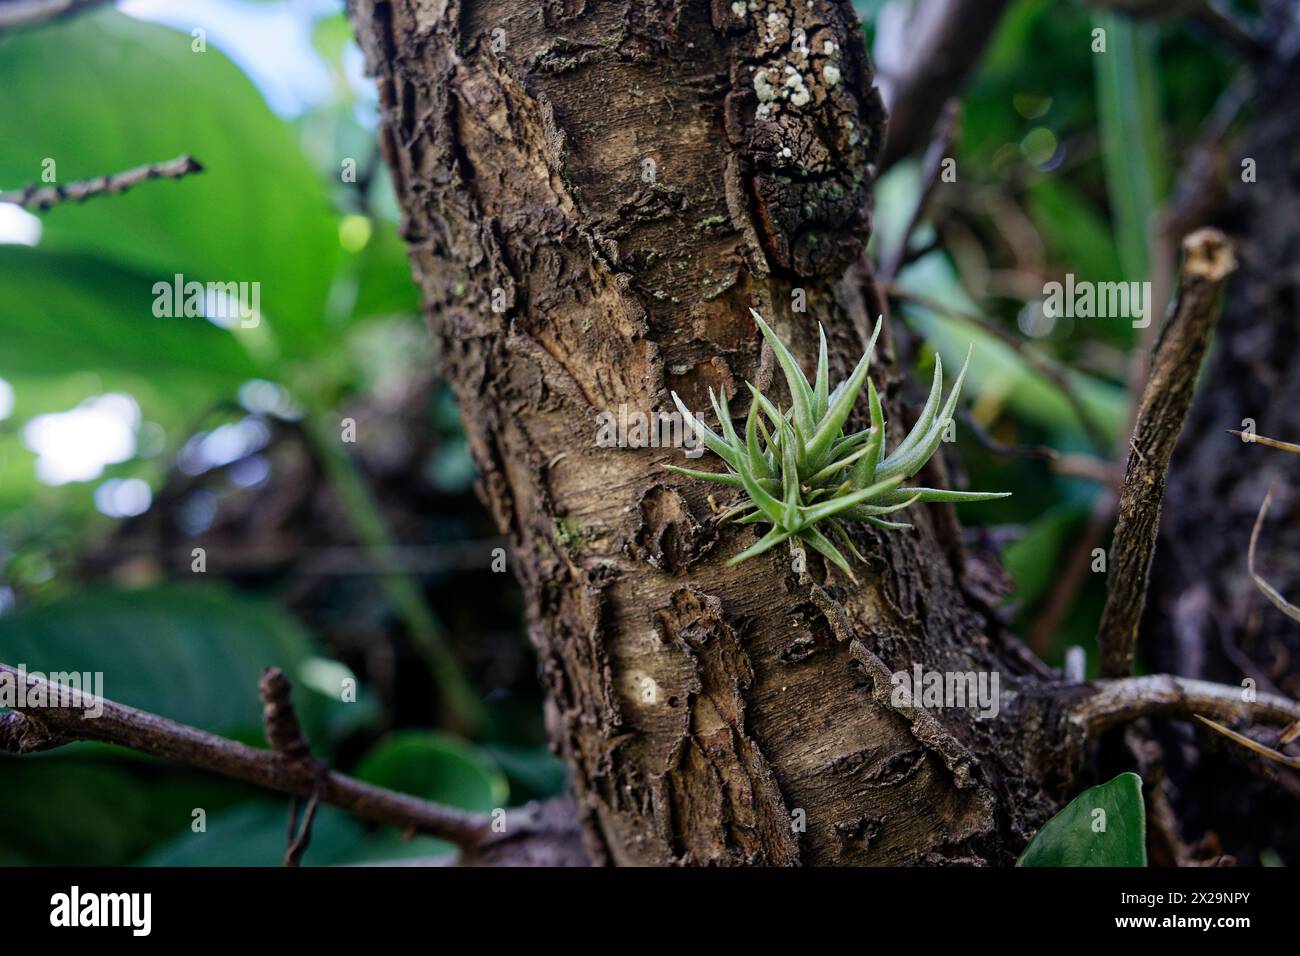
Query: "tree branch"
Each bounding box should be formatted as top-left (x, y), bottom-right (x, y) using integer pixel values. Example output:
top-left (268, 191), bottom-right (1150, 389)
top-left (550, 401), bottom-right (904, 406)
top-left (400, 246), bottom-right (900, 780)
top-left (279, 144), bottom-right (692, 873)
top-left (0, 662), bottom-right (586, 865)
top-left (0, 154), bottom-right (203, 211)
top-left (1096, 228), bottom-right (1236, 678)
top-left (873, 0), bottom-right (1010, 172)
top-left (1072, 674), bottom-right (1300, 734)
top-left (880, 98), bottom-right (960, 281)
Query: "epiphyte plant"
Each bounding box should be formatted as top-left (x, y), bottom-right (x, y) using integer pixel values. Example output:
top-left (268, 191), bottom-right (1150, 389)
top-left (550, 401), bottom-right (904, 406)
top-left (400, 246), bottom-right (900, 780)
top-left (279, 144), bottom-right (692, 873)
top-left (666, 310), bottom-right (1009, 581)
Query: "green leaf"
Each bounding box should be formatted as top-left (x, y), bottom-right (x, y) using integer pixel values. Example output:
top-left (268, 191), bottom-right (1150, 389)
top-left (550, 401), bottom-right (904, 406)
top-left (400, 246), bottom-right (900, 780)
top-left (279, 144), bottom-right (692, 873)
top-left (0, 248), bottom-right (261, 384)
top-left (806, 316), bottom-right (882, 467)
top-left (852, 426), bottom-right (883, 489)
top-left (354, 730), bottom-right (508, 812)
top-left (662, 464), bottom-right (742, 487)
top-left (1092, 11), bottom-right (1167, 283)
top-left (734, 447), bottom-right (785, 525)
top-left (1018, 772), bottom-right (1146, 867)
top-left (671, 392), bottom-right (739, 469)
top-left (779, 418), bottom-right (801, 529)
top-left (0, 754), bottom-right (256, 865)
top-left (0, 10), bottom-right (341, 356)
top-left (0, 585), bottom-right (330, 739)
top-left (878, 347), bottom-right (970, 481)
top-left (799, 475), bottom-right (904, 526)
top-left (896, 255), bottom-right (1125, 442)
top-left (797, 524), bottom-right (855, 581)
top-left (813, 323), bottom-right (830, 420)
top-left (136, 801), bottom-right (372, 867)
top-left (726, 525), bottom-right (793, 565)
top-left (882, 353), bottom-right (943, 466)
top-left (744, 395), bottom-right (772, 479)
top-left (478, 744), bottom-right (569, 802)
top-left (806, 440), bottom-right (877, 486)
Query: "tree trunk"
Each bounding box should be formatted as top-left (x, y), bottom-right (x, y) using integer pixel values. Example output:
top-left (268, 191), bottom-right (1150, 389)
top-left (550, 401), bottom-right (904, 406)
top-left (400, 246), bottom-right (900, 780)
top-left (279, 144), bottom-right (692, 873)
top-left (348, 0), bottom-right (1084, 865)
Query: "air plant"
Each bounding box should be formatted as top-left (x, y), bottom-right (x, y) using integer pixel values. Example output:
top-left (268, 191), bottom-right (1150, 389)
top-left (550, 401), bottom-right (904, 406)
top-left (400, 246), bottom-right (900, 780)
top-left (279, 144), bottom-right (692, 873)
top-left (665, 309), bottom-right (1008, 581)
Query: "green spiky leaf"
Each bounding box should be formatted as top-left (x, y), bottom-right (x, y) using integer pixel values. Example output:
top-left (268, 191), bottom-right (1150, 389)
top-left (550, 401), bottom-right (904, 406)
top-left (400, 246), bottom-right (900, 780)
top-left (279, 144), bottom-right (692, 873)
top-left (665, 312), bottom-right (1007, 574)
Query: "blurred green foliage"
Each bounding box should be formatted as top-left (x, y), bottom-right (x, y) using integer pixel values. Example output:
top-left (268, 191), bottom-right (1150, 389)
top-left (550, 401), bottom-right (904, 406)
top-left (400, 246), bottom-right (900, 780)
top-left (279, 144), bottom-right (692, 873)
top-left (0, 5), bottom-right (563, 865)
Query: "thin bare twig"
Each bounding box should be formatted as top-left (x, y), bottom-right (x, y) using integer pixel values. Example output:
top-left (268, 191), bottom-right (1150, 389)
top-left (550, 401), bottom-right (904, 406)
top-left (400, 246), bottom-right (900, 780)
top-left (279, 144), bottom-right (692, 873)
top-left (1072, 673), bottom-right (1300, 734)
top-left (0, 662), bottom-right (585, 865)
top-left (1097, 228), bottom-right (1237, 677)
top-left (258, 667), bottom-right (327, 867)
top-left (884, 283), bottom-right (1112, 453)
top-left (881, 98), bottom-right (960, 282)
top-left (0, 154), bottom-right (204, 211)
top-left (1195, 715), bottom-right (1300, 770)
top-left (0, 0), bottom-right (109, 32)
top-left (1229, 429), bottom-right (1300, 455)
top-left (957, 409), bottom-right (1119, 483)
top-left (1247, 482), bottom-right (1300, 623)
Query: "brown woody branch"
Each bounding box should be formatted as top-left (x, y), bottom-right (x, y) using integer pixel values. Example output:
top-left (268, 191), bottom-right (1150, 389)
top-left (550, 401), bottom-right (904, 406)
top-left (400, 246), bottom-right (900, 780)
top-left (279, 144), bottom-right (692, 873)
top-left (0, 154), bottom-right (203, 211)
top-left (1027, 76), bottom-right (1248, 655)
top-left (0, 662), bottom-right (586, 865)
top-left (873, 0), bottom-right (1010, 172)
top-left (1096, 228), bottom-right (1237, 677)
top-left (880, 98), bottom-right (960, 281)
top-left (1072, 674), bottom-right (1300, 735)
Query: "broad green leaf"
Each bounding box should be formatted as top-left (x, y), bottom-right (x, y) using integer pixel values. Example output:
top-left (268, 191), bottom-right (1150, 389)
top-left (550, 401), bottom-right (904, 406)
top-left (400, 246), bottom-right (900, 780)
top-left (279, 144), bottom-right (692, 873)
top-left (0, 10), bottom-right (341, 356)
top-left (350, 731), bottom-right (509, 861)
top-left (479, 744), bottom-right (569, 802)
top-left (0, 248), bottom-right (260, 384)
top-left (1018, 772), bottom-right (1146, 866)
top-left (354, 731), bottom-right (508, 812)
top-left (136, 801), bottom-right (372, 867)
top-left (0, 754), bottom-right (258, 866)
top-left (897, 254), bottom-right (1125, 442)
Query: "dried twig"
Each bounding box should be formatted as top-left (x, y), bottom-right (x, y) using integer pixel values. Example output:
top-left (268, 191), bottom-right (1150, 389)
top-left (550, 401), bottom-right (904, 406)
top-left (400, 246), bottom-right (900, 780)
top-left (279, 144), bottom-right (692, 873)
top-left (881, 98), bottom-right (960, 281)
top-left (258, 667), bottom-right (326, 867)
top-left (0, 154), bottom-right (203, 211)
top-left (1096, 228), bottom-right (1237, 677)
top-left (1195, 715), bottom-right (1300, 771)
top-left (958, 409), bottom-right (1119, 484)
top-left (1247, 482), bottom-right (1300, 623)
top-left (1073, 673), bottom-right (1300, 734)
top-left (1229, 429), bottom-right (1300, 455)
top-left (0, 662), bottom-right (586, 865)
top-left (884, 283), bottom-right (1112, 453)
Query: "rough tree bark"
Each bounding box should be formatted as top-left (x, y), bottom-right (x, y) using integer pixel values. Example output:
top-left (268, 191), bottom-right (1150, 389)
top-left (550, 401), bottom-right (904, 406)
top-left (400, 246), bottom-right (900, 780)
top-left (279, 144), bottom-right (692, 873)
top-left (344, 0), bottom-right (1110, 866)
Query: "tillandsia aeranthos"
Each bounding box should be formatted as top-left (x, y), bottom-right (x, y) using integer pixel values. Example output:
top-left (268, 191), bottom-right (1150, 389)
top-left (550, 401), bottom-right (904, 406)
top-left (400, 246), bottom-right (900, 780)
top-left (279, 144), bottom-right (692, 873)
top-left (665, 309), bottom-right (1009, 582)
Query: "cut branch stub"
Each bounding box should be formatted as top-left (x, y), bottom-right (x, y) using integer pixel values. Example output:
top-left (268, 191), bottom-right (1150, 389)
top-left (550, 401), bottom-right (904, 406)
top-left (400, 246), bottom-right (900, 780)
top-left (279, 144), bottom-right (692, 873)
top-left (1097, 227), bottom-right (1236, 678)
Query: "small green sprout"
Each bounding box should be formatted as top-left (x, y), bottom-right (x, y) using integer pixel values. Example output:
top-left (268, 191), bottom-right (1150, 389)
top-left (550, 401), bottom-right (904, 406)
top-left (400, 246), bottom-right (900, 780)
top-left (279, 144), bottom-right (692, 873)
top-left (666, 309), bottom-right (1008, 581)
